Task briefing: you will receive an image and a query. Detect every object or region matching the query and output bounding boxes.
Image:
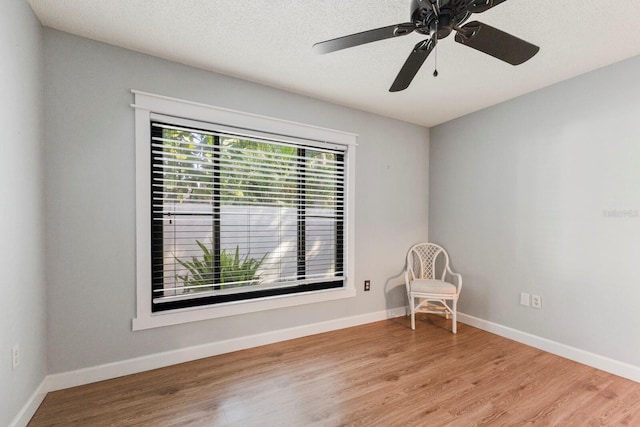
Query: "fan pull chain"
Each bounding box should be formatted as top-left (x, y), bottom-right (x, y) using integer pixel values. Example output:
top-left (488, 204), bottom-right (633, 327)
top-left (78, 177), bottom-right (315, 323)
top-left (433, 44), bottom-right (438, 77)
top-left (433, 20), bottom-right (439, 77)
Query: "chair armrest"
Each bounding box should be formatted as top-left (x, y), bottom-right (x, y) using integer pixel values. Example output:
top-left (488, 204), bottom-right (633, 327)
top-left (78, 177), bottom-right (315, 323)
top-left (445, 265), bottom-right (463, 293)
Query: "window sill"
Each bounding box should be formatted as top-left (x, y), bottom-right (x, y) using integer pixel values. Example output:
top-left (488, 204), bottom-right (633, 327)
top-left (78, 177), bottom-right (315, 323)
top-left (132, 286), bottom-right (356, 331)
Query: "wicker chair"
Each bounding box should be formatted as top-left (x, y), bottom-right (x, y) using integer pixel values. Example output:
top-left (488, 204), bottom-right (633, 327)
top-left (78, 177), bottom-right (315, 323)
top-left (404, 243), bottom-right (462, 333)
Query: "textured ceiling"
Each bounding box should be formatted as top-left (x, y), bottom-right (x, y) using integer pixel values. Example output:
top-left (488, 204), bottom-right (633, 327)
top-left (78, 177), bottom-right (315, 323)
top-left (27, 0), bottom-right (640, 127)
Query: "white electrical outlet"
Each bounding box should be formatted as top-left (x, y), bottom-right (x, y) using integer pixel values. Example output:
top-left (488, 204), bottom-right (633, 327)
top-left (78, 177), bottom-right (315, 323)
top-left (532, 295), bottom-right (542, 309)
top-left (12, 344), bottom-right (20, 370)
top-left (520, 292), bottom-right (530, 306)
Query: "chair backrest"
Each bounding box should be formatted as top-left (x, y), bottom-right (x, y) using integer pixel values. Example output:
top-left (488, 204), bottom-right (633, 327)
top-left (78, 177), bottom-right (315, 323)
top-left (406, 242), bottom-right (450, 281)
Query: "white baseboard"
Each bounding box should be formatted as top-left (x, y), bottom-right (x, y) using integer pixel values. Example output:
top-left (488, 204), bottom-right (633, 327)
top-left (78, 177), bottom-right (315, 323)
top-left (46, 306), bottom-right (407, 392)
top-left (458, 312), bottom-right (640, 383)
top-left (9, 379), bottom-right (48, 427)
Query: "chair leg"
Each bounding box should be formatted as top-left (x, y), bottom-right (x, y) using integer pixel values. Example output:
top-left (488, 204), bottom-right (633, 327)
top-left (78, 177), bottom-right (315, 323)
top-left (410, 297), bottom-right (416, 330)
top-left (452, 298), bottom-right (457, 334)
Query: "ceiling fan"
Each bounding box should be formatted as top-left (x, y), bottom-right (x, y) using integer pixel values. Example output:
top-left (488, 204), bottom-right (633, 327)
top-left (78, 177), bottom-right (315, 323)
top-left (313, 0), bottom-right (539, 92)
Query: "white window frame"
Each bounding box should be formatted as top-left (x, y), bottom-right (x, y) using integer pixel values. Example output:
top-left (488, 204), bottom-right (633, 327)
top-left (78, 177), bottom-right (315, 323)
top-left (132, 91), bottom-right (357, 330)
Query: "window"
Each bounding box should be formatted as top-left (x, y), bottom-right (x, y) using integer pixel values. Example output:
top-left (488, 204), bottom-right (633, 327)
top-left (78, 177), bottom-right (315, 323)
top-left (133, 91), bottom-right (356, 329)
top-left (151, 120), bottom-right (345, 311)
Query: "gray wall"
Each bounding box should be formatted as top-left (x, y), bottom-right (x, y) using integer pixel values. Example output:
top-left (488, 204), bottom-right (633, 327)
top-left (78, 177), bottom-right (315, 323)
top-left (0, 2), bottom-right (46, 425)
top-left (430, 55), bottom-right (640, 366)
top-left (43, 29), bottom-right (429, 374)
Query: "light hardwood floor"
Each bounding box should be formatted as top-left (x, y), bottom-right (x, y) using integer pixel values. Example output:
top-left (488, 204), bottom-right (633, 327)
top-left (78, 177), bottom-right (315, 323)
top-left (30, 315), bottom-right (640, 426)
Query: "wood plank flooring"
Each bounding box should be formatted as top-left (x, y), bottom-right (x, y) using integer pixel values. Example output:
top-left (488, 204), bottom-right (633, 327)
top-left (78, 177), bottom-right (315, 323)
top-left (29, 315), bottom-right (640, 426)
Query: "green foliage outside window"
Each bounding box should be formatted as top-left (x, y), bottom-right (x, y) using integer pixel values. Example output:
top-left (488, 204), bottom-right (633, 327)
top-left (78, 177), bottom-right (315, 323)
top-left (161, 129), bottom-right (337, 208)
top-left (175, 241), bottom-right (267, 291)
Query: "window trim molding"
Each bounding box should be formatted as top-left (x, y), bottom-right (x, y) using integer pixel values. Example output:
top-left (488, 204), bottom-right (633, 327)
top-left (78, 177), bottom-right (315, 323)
top-left (132, 90), bottom-right (357, 331)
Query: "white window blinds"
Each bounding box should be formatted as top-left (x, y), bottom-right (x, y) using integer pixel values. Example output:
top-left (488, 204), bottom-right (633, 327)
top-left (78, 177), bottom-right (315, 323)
top-left (150, 120), bottom-right (346, 311)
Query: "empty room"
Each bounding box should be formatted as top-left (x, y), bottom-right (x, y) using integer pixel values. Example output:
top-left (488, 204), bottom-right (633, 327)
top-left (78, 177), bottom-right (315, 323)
top-left (3, 0), bottom-right (640, 425)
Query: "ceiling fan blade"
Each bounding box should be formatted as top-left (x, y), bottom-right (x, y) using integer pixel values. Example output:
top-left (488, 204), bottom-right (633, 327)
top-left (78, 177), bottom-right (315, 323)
top-left (455, 21), bottom-right (539, 65)
top-left (389, 38), bottom-right (436, 93)
top-left (468, 0), bottom-right (508, 14)
top-left (313, 22), bottom-right (418, 54)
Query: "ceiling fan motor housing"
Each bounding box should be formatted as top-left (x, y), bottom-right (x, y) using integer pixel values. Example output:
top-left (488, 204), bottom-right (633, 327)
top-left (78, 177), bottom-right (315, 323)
top-left (411, 0), bottom-right (471, 39)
